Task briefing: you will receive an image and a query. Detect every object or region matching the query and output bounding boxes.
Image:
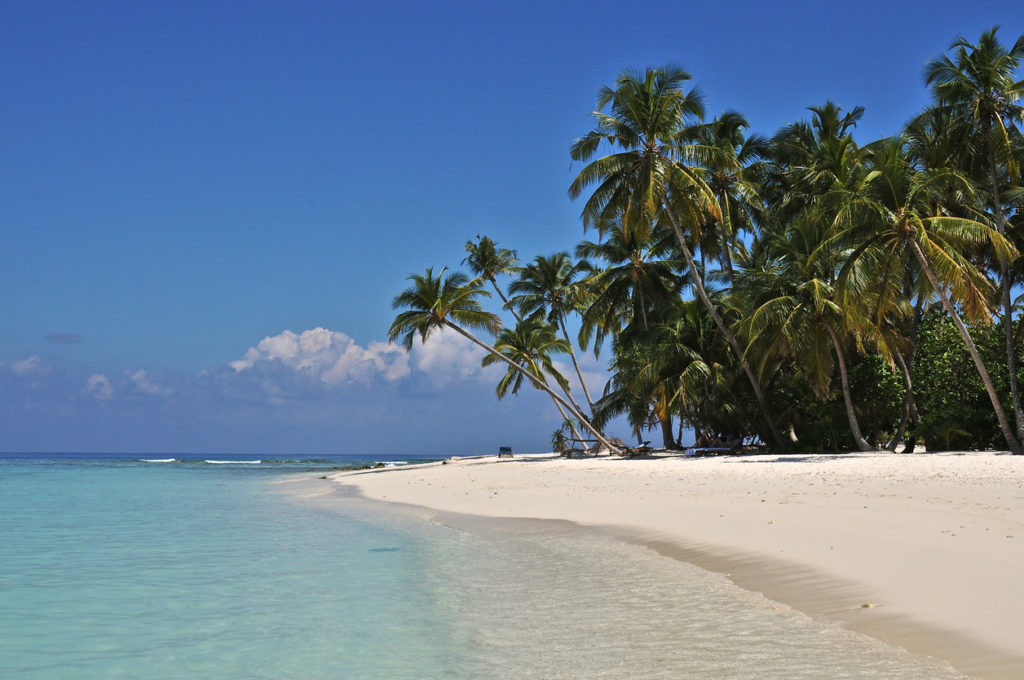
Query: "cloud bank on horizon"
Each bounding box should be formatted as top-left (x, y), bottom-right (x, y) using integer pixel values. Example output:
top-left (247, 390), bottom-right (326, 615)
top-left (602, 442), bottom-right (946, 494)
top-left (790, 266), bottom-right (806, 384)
top-left (1, 326), bottom-right (605, 455)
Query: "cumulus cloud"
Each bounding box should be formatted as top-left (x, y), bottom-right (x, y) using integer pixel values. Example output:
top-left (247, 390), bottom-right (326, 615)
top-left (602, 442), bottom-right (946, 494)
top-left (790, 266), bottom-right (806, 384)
top-left (410, 328), bottom-right (496, 385)
top-left (85, 374), bottom-right (114, 400)
top-left (130, 370), bottom-right (174, 397)
top-left (230, 327), bottom-right (410, 386)
top-left (11, 355), bottom-right (45, 377)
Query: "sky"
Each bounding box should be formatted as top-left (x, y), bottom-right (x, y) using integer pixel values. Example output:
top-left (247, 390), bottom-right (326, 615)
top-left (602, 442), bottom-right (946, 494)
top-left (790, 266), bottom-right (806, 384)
top-left (2, 1), bottom-right (1022, 455)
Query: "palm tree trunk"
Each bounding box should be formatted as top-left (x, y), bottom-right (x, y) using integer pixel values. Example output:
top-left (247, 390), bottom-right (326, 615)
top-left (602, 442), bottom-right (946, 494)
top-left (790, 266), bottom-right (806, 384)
top-left (909, 239), bottom-right (1023, 453)
top-left (824, 324), bottom-right (874, 451)
top-left (490, 277), bottom-right (524, 324)
top-left (890, 351), bottom-right (920, 452)
top-left (718, 194), bottom-right (736, 286)
top-left (551, 399), bottom-right (588, 451)
top-left (662, 199), bottom-right (784, 448)
top-left (442, 321), bottom-right (621, 454)
top-left (989, 164), bottom-right (1024, 441)
top-left (659, 413), bottom-right (676, 449)
top-left (557, 315), bottom-right (598, 416)
top-left (890, 296), bottom-right (923, 452)
top-left (525, 356), bottom-right (589, 452)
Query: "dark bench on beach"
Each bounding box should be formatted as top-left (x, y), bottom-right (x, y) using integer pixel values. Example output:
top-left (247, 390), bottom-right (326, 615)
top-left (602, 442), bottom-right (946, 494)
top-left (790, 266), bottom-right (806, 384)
top-left (498, 446), bottom-right (513, 458)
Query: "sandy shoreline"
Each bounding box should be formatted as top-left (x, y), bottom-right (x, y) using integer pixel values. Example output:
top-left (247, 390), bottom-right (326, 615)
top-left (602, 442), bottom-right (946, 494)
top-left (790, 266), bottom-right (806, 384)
top-left (329, 451), bottom-right (1024, 680)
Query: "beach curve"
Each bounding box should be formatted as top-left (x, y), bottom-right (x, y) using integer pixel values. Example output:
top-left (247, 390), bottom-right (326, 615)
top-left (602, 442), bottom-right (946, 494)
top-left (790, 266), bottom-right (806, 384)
top-left (329, 450), bottom-right (1024, 680)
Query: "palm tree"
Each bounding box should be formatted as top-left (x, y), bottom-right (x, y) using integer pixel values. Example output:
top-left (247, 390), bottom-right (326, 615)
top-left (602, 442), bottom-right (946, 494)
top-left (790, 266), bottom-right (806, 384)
top-left (569, 65), bottom-right (784, 448)
top-left (575, 221), bottom-right (683, 343)
top-left (736, 209), bottom-right (877, 451)
top-left (924, 26), bottom-right (1024, 439)
top-left (482, 317), bottom-right (588, 447)
top-left (767, 101), bottom-right (867, 223)
top-left (508, 253), bottom-right (598, 416)
top-left (833, 139), bottom-right (1022, 452)
top-left (683, 111), bottom-right (770, 284)
top-left (388, 267), bottom-right (620, 453)
top-left (463, 235), bottom-right (522, 322)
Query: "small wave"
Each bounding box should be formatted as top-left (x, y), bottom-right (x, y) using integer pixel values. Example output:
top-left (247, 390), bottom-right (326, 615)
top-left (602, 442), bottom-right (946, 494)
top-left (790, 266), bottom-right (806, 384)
top-left (204, 460), bottom-right (261, 465)
top-left (141, 458), bottom-right (176, 463)
top-left (261, 459), bottom-right (331, 465)
top-left (381, 461), bottom-right (408, 468)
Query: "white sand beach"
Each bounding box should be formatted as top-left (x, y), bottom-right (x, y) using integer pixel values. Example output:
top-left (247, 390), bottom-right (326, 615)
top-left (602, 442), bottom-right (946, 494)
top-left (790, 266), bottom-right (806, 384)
top-left (330, 451), bottom-right (1024, 680)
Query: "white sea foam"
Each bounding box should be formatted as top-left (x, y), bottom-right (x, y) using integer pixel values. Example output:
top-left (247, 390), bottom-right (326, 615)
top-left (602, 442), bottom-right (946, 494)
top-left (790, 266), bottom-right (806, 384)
top-left (204, 460), bottom-right (261, 464)
top-left (141, 458), bottom-right (175, 463)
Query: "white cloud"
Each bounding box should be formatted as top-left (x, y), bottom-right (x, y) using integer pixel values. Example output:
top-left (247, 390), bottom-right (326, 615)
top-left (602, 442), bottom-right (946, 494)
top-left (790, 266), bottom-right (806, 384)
top-left (11, 355), bottom-right (44, 377)
top-left (411, 328), bottom-right (500, 386)
top-left (85, 374), bottom-right (113, 400)
top-left (230, 327), bottom-right (410, 386)
top-left (130, 370), bottom-right (173, 397)
top-left (552, 357), bottom-right (610, 404)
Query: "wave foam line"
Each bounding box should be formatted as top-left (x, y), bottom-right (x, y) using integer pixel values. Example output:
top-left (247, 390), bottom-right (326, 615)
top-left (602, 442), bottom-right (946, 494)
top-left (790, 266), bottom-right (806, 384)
top-left (204, 460), bottom-right (261, 464)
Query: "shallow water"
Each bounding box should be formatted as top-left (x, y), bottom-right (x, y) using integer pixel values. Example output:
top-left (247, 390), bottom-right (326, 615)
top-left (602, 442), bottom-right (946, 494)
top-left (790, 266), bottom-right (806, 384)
top-left (0, 455), bottom-right (966, 678)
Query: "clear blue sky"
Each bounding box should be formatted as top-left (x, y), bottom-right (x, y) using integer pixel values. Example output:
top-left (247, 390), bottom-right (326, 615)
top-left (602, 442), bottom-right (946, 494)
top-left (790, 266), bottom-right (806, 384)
top-left (2, 1), bottom-right (1021, 454)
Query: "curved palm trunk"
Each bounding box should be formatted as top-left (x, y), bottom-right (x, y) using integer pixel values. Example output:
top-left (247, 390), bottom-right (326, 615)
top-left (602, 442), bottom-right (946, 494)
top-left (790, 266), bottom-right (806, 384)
top-left (990, 166), bottom-right (1024, 441)
top-left (442, 321), bottom-right (621, 454)
top-left (556, 315), bottom-right (598, 416)
top-left (824, 325), bottom-right (874, 451)
top-left (909, 240), bottom-right (1023, 454)
top-left (663, 200), bottom-right (784, 448)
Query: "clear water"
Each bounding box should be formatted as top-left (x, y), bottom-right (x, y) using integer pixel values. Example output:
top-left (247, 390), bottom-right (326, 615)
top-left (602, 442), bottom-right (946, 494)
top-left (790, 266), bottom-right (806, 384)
top-left (0, 454), bottom-right (966, 679)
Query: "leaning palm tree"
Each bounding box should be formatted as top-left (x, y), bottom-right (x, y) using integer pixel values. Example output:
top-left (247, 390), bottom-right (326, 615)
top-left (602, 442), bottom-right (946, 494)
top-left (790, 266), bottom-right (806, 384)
top-left (463, 235), bottom-right (522, 323)
top-left (482, 317), bottom-right (588, 447)
top-left (508, 253), bottom-right (597, 416)
top-left (388, 267), bottom-right (620, 453)
top-left (832, 138), bottom-right (1022, 453)
top-left (569, 64), bottom-right (783, 447)
top-left (924, 26), bottom-right (1024, 439)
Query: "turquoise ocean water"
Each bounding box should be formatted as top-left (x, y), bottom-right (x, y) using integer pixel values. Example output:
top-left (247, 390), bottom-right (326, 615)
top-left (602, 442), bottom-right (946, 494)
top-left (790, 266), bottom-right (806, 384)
top-left (1, 453), bottom-right (968, 679)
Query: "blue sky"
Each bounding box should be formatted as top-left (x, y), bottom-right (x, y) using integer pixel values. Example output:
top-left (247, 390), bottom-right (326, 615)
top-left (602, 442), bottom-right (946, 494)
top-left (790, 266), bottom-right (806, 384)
top-left (2, 1), bottom-right (1021, 454)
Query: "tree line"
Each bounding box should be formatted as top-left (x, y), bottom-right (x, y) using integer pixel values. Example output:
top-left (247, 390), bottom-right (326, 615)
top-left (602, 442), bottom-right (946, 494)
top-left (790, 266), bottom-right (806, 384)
top-left (390, 28), bottom-right (1024, 455)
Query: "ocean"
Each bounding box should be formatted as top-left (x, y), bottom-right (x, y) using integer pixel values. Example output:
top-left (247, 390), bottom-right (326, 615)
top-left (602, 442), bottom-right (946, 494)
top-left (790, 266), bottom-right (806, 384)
top-left (0, 453), bottom-right (967, 679)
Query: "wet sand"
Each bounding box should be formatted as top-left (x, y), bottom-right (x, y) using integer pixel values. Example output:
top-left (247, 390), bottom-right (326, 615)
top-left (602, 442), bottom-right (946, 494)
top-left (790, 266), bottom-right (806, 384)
top-left (329, 451), bottom-right (1024, 679)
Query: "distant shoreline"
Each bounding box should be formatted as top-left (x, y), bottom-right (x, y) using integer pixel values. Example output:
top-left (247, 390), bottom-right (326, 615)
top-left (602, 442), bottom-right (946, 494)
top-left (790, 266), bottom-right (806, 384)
top-left (329, 451), bottom-right (1024, 680)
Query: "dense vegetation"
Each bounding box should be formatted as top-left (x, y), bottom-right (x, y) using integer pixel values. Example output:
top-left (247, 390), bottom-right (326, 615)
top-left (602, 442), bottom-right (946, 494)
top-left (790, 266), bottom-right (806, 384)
top-left (391, 28), bottom-right (1024, 454)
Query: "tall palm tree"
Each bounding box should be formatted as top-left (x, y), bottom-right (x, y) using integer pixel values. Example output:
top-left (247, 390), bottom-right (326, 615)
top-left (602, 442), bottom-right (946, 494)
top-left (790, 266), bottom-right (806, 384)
top-left (767, 101), bottom-right (867, 221)
top-left (576, 221), bottom-right (683, 343)
top-left (463, 235), bottom-right (522, 322)
top-left (683, 111), bottom-right (770, 284)
top-left (508, 253), bottom-right (598, 416)
top-left (833, 139), bottom-right (1022, 452)
top-left (924, 26), bottom-right (1024, 439)
top-left (388, 267), bottom-right (620, 453)
top-left (569, 64), bottom-right (784, 448)
top-left (482, 317), bottom-right (587, 447)
top-left (737, 209), bottom-right (876, 451)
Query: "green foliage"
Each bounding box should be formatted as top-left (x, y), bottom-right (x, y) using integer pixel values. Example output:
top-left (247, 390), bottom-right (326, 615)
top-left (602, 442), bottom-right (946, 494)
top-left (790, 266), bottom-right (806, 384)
top-left (848, 354), bottom-right (904, 444)
top-left (765, 353), bottom-right (903, 452)
top-left (912, 314), bottom-right (1003, 450)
